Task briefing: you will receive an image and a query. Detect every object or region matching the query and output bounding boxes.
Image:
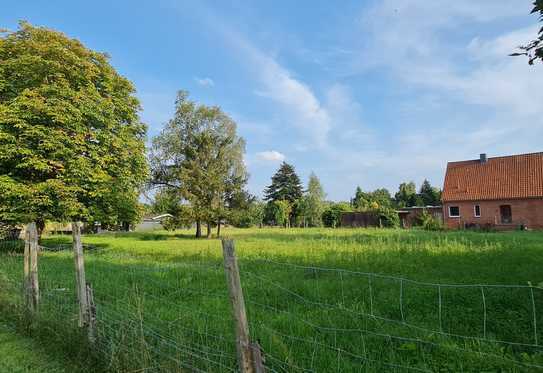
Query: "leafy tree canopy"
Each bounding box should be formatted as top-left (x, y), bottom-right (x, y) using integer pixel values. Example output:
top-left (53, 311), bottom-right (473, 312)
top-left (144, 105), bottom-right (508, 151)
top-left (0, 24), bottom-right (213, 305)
top-left (298, 172), bottom-right (326, 227)
top-left (419, 179), bottom-right (442, 206)
top-left (395, 182), bottom-right (418, 208)
top-left (150, 91), bottom-right (247, 237)
top-left (370, 188), bottom-right (393, 209)
top-left (352, 186), bottom-right (370, 210)
top-left (352, 186), bottom-right (392, 210)
top-left (0, 22), bottom-right (148, 225)
top-left (271, 200), bottom-right (292, 228)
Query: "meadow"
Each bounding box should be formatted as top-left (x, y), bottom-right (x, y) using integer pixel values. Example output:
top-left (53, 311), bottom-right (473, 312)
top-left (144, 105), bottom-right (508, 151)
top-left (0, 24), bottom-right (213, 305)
top-left (1, 227), bottom-right (543, 372)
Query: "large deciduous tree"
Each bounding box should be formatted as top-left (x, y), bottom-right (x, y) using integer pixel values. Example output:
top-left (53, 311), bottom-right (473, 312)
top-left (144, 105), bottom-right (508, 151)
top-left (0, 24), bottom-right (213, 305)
top-left (150, 91), bottom-right (247, 238)
top-left (0, 22), bottom-right (148, 228)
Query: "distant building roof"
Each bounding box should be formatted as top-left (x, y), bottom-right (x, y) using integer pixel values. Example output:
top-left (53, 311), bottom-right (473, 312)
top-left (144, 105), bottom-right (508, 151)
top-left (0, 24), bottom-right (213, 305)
top-left (397, 206), bottom-right (442, 214)
top-left (143, 213), bottom-right (173, 221)
top-left (442, 152), bottom-right (543, 202)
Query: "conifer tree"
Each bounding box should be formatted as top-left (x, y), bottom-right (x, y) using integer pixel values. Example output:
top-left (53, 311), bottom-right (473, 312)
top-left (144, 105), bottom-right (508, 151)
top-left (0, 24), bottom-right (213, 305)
top-left (263, 162), bottom-right (303, 203)
top-left (419, 179), bottom-right (442, 206)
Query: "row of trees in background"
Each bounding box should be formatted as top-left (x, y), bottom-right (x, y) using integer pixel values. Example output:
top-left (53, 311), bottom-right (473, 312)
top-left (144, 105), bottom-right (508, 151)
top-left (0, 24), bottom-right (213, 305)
top-left (150, 151), bottom-right (443, 232)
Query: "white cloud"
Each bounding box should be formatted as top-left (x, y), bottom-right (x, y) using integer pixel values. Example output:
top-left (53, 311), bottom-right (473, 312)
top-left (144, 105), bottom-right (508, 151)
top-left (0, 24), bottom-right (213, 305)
top-left (255, 150), bottom-right (286, 162)
top-left (356, 1), bottom-right (543, 154)
top-left (195, 77), bottom-right (215, 87)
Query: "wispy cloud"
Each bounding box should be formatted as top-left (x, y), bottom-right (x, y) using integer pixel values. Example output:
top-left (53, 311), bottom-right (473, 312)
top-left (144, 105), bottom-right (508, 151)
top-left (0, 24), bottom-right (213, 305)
top-left (255, 150), bottom-right (286, 162)
top-left (194, 77), bottom-right (214, 87)
top-left (205, 23), bottom-right (333, 149)
top-left (351, 0), bottom-right (543, 172)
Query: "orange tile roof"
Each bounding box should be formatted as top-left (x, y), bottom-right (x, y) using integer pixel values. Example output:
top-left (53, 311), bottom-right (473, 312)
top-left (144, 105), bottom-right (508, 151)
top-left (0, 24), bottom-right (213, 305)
top-left (442, 152), bottom-right (543, 202)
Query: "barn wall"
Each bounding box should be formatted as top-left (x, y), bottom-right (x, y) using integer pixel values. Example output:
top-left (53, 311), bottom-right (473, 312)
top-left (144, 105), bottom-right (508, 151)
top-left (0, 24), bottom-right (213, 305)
top-left (340, 212), bottom-right (380, 228)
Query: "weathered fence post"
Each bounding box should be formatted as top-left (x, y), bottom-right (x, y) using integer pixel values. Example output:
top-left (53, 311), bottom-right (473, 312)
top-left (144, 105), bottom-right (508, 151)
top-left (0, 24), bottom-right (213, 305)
top-left (86, 282), bottom-right (97, 344)
top-left (222, 239), bottom-right (265, 373)
top-left (24, 222), bottom-right (40, 313)
top-left (250, 341), bottom-right (266, 373)
top-left (72, 221), bottom-right (89, 328)
top-left (23, 227), bottom-right (30, 309)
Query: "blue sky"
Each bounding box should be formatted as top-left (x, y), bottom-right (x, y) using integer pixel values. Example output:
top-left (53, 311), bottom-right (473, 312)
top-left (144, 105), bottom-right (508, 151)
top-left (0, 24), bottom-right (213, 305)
top-left (2, 1), bottom-right (542, 201)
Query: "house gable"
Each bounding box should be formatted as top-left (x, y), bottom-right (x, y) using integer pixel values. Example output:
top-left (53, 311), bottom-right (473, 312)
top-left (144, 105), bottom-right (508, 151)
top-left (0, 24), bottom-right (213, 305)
top-left (442, 152), bottom-right (543, 202)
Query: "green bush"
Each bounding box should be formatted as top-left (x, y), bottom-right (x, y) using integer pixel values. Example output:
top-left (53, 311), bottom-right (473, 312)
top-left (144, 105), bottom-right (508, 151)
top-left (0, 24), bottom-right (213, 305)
top-left (229, 202), bottom-right (265, 228)
top-left (322, 202), bottom-right (352, 228)
top-left (377, 207), bottom-right (400, 228)
top-left (417, 210), bottom-right (443, 231)
top-left (161, 217), bottom-right (178, 231)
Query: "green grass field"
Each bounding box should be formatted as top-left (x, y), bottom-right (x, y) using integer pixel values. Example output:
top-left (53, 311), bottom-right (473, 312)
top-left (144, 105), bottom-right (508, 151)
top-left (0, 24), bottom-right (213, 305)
top-left (0, 325), bottom-right (74, 372)
top-left (1, 227), bottom-right (543, 372)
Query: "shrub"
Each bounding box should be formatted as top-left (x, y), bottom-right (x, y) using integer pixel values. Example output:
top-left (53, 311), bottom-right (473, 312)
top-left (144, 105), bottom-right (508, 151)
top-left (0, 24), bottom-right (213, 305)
top-left (417, 210), bottom-right (443, 231)
top-left (229, 202), bottom-right (265, 228)
top-left (377, 207), bottom-right (400, 228)
top-left (322, 202), bottom-right (352, 228)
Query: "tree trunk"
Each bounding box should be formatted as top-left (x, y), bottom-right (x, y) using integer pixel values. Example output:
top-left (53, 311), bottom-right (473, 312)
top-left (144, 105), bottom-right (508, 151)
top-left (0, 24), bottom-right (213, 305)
top-left (217, 220), bottom-right (221, 238)
top-left (36, 218), bottom-right (45, 244)
top-left (196, 220), bottom-right (202, 238)
top-left (206, 222), bottom-right (212, 238)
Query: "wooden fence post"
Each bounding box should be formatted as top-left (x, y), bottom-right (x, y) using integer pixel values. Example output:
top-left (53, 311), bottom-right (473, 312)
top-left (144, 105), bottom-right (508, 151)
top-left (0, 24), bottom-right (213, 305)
top-left (250, 341), bottom-right (266, 373)
top-left (72, 221), bottom-right (89, 328)
top-left (23, 226), bottom-right (30, 309)
top-left (26, 222), bottom-right (40, 313)
top-left (222, 239), bottom-right (265, 373)
top-left (85, 282), bottom-right (97, 344)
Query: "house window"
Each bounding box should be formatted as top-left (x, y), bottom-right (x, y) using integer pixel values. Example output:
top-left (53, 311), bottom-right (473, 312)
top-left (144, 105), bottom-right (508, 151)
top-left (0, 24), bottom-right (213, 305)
top-left (449, 206), bottom-right (460, 218)
top-left (474, 205), bottom-right (481, 218)
top-left (500, 205), bottom-right (512, 224)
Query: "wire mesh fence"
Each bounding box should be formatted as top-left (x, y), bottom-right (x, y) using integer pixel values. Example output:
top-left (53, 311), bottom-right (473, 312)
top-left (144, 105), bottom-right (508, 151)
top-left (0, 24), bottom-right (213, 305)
top-left (1, 238), bottom-right (543, 372)
top-left (239, 258), bottom-right (543, 371)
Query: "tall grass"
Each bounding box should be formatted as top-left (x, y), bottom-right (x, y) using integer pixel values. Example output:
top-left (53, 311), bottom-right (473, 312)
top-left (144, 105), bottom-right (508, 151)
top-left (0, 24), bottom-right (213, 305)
top-left (1, 228), bottom-right (543, 371)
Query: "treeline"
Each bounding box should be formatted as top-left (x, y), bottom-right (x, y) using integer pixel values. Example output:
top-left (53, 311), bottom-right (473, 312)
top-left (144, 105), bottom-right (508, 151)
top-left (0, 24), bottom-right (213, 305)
top-left (153, 154), bottom-right (443, 232)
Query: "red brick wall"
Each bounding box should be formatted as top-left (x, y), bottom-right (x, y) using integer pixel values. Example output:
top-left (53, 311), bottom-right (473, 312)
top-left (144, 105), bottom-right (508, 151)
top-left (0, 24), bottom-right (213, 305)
top-left (443, 199), bottom-right (543, 230)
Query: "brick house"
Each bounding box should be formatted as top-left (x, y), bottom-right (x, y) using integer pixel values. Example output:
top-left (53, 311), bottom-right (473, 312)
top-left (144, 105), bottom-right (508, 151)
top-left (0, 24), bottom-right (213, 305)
top-left (442, 152), bottom-right (543, 230)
